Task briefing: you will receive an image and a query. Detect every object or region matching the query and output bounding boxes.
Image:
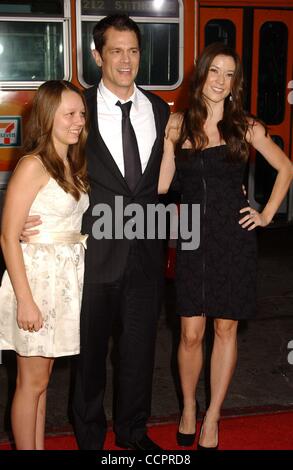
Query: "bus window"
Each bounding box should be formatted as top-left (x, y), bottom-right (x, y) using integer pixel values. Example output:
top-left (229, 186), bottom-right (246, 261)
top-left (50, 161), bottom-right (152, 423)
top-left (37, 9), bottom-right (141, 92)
top-left (0, 22), bottom-right (64, 82)
top-left (204, 19), bottom-right (236, 48)
top-left (81, 22), bottom-right (179, 87)
top-left (77, 0), bottom-right (182, 89)
top-left (0, 0), bottom-right (69, 87)
top-left (0, 1), bottom-right (63, 15)
top-left (137, 23), bottom-right (179, 86)
top-left (257, 21), bottom-right (288, 125)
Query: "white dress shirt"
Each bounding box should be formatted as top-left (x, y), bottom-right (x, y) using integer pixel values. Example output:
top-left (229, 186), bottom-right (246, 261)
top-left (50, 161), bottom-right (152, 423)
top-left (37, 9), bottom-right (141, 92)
top-left (97, 80), bottom-right (157, 177)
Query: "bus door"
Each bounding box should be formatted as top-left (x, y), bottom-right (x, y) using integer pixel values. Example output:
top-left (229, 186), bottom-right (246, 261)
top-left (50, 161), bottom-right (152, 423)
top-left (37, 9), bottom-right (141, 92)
top-left (248, 9), bottom-right (293, 222)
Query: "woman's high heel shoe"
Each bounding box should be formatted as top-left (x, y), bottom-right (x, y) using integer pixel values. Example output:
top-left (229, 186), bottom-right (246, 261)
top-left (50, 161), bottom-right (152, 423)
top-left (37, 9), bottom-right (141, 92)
top-left (197, 415), bottom-right (219, 450)
top-left (176, 429), bottom-right (196, 447)
top-left (197, 441), bottom-right (218, 451)
top-left (176, 401), bottom-right (199, 447)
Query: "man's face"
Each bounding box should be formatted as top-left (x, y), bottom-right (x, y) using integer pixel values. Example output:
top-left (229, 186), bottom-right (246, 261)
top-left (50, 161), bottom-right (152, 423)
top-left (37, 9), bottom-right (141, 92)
top-left (92, 27), bottom-right (140, 99)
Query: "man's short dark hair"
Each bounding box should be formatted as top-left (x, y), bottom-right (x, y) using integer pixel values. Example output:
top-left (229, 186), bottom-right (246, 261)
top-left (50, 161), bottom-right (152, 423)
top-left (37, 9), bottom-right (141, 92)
top-left (93, 14), bottom-right (142, 55)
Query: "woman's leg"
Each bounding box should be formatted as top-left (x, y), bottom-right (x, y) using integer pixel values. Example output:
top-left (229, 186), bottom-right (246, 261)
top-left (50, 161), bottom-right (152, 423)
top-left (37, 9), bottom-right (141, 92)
top-left (35, 359), bottom-right (54, 450)
top-left (177, 316), bottom-right (206, 433)
top-left (199, 318), bottom-right (238, 447)
top-left (11, 355), bottom-right (53, 450)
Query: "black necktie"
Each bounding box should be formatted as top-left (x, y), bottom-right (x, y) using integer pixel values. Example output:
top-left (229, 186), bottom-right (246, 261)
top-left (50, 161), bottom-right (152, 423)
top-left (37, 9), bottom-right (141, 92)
top-left (116, 100), bottom-right (142, 191)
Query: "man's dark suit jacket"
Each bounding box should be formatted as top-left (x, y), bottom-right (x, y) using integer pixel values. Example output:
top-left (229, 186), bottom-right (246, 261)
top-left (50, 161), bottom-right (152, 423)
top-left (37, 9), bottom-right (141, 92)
top-left (81, 84), bottom-right (170, 284)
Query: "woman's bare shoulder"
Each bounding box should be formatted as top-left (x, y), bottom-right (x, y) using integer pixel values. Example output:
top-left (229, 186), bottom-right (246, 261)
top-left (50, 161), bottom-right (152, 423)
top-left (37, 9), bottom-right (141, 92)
top-left (11, 154), bottom-right (48, 185)
top-left (245, 119), bottom-right (267, 144)
top-left (15, 154), bottom-right (46, 173)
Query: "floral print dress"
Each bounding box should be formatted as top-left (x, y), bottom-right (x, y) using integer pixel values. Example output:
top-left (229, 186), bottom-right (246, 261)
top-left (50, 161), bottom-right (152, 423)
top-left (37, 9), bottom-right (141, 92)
top-left (0, 174), bottom-right (89, 357)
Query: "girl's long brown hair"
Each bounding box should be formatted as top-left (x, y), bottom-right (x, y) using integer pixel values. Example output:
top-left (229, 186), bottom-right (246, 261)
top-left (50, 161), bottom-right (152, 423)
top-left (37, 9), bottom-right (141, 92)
top-left (23, 80), bottom-right (89, 199)
top-left (178, 43), bottom-right (259, 160)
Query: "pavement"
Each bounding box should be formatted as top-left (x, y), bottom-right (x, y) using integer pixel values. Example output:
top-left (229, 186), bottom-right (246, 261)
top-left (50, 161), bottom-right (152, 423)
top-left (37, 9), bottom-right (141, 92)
top-left (0, 223), bottom-right (293, 441)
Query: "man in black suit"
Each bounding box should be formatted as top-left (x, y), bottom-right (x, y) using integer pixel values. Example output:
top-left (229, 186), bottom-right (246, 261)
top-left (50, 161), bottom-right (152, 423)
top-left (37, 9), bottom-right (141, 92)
top-left (72, 15), bottom-right (169, 450)
top-left (22, 14), bottom-right (169, 450)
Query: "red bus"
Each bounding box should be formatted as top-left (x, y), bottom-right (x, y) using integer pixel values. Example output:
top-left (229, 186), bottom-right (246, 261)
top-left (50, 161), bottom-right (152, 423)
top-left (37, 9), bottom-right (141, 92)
top-left (0, 0), bottom-right (292, 220)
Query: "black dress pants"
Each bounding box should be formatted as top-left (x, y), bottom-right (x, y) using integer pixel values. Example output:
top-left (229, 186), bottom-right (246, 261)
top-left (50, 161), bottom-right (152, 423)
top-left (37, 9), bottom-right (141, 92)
top-left (72, 243), bottom-right (163, 450)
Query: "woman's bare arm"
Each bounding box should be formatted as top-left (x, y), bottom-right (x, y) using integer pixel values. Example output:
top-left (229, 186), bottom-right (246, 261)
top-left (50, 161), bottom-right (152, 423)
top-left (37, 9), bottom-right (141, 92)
top-left (239, 123), bottom-right (293, 230)
top-left (0, 157), bottom-right (48, 329)
top-left (158, 113), bottom-right (182, 194)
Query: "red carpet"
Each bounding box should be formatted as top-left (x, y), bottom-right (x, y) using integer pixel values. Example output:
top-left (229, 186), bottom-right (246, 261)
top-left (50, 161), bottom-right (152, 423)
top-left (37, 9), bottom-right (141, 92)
top-left (1, 412), bottom-right (292, 450)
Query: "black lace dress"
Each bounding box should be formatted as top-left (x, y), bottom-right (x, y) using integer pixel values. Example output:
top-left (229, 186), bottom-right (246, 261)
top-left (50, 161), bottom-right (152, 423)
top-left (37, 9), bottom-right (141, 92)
top-left (175, 145), bottom-right (257, 320)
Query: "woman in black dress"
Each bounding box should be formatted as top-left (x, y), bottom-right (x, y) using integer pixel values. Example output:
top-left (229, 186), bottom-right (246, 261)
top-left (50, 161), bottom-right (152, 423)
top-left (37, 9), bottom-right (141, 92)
top-left (159, 43), bottom-right (293, 449)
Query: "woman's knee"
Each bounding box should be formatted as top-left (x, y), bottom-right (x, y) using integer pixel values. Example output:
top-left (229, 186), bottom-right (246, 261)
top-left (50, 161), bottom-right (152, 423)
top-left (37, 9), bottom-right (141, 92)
top-left (16, 360), bottom-right (53, 395)
top-left (180, 324), bottom-right (205, 350)
top-left (16, 373), bottom-right (50, 395)
top-left (214, 319), bottom-right (238, 341)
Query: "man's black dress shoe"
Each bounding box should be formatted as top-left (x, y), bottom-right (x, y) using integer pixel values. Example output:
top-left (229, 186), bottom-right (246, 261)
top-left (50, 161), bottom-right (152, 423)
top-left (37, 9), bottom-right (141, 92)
top-left (116, 434), bottom-right (162, 450)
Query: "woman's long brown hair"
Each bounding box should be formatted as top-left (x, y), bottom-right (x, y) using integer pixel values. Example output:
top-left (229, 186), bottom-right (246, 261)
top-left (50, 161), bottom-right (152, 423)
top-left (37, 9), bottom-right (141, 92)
top-left (23, 80), bottom-right (89, 199)
top-left (178, 43), bottom-right (260, 160)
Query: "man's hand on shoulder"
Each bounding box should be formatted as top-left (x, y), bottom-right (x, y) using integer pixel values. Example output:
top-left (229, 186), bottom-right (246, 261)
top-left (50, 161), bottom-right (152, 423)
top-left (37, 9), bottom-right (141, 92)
top-left (165, 112), bottom-right (183, 142)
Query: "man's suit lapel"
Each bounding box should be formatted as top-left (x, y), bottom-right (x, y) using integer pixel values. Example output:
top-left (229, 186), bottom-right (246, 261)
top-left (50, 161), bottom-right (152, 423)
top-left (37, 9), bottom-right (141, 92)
top-left (134, 90), bottom-right (163, 193)
top-left (87, 86), bottom-right (129, 192)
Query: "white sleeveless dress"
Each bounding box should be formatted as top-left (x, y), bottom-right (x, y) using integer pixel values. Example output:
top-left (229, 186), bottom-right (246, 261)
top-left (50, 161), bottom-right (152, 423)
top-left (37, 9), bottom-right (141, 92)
top-left (0, 175), bottom-right (89, 357)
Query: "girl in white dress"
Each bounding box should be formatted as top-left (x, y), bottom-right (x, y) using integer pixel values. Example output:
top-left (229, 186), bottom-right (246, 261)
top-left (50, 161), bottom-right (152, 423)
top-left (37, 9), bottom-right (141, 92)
top-left (0, 80), bottom-right (89, 449)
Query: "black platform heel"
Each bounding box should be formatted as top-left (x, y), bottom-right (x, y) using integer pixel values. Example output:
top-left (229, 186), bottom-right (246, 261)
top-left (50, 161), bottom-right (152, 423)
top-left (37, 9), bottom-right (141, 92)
top-left (176, 429), bottom-right (196, 447)
top-left (176, 401), bottom-right (199, 447)
top-left (197, 415), bottom-right (219, 450)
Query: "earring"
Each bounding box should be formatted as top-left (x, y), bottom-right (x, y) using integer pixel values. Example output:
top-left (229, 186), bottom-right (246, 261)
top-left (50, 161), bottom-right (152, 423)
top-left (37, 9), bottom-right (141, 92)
top-left (229, 95), bottom-right (233, 102)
